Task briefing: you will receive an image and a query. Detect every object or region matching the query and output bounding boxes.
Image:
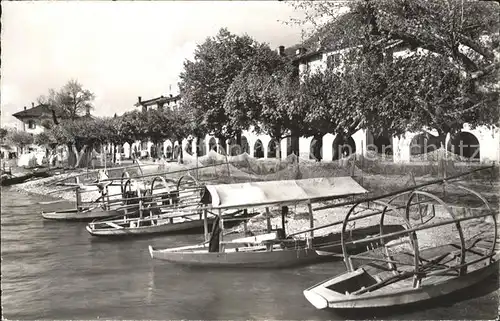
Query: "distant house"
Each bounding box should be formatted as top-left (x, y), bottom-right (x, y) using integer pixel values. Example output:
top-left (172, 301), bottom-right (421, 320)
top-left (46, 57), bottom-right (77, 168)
top-left (135, 94), bottom-right (181, 112)
top-left (11, 103), bottom-right (96, 166)
top-left (12, 103), bottom-right (57, 135)
top-left (130, 94), bottom-right (181, 159)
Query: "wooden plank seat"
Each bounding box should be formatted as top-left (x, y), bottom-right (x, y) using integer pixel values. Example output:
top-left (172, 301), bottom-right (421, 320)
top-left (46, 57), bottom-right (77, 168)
top-left (105, 221), bottom-right (124, 229)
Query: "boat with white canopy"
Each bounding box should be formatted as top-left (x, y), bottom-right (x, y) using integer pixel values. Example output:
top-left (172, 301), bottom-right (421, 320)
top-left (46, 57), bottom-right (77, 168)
top-left (148, 176), bottom-right (406, 268)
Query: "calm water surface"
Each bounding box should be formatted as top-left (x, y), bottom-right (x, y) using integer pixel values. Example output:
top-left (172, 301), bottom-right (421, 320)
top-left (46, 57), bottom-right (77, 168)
top-left (1, 187), bottom-right (498, 320)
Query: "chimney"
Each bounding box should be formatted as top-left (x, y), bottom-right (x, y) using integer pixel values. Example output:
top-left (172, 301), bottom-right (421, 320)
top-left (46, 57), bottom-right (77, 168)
top-left (277, 45), bottom-right (285, 56)
top-left (24, 106), bottom-right (27, 110)
top-left (31, 102), bottom-right (34, 108)
top-left (296, 47), bottom-right (306, 56)
top-left (170, 94), bottom-right (173, 98)
top-left (138, 96), bottom-right (142, 103)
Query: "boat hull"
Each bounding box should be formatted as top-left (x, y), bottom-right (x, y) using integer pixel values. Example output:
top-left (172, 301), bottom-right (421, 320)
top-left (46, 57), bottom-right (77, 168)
top-left (304, 257), bottom-right (499, 309)
top-left (1, 171), bottom-right (51, 186)
top-left (149, 245), bottom-right (330, 268)
top-left (148, 224), bottom-right (406, 268)
top-left (86, 218), bottom-right (214, 237)
top-left (42, 207), bottom-right (128, 221)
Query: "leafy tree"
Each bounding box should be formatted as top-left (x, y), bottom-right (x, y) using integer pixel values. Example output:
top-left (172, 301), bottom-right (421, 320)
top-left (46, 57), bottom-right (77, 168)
top-left (224, 45), bottom-right (304, 158)
top-left (289, 0), bottom-right (499, 74)
top-left (44, 117), bottom-right (115, 168)
top-left (34, 131), bottom-right (58, 150)
top-left (0, 128), bottom-right (8, 140)
top-left (38, 79), bottom-right (95, 124)
top-left (179, 28), bottom-right (260, 149)
top-left (362, 53), bottom-right (499, 145)
top-left (115, 111), bottom-right (142, 148)
top-left (40, 119), bottom-right (54, 130)
top-left (290, 0), bottom-right (499, 149)
top-left (6, 129), bottom-right (34, 154)
top-left (299, 48), bottom-right (390, 159)
top-left (139, 109), bottom-right (170, 159)
top-left (165, 106), bottom-right (192, 164)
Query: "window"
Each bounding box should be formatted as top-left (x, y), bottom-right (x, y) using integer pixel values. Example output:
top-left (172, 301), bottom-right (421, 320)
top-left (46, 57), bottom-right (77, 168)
top-left (28, 120), bottom-right (36, 129)
top-left (327, 53), bottom-right (341, 68)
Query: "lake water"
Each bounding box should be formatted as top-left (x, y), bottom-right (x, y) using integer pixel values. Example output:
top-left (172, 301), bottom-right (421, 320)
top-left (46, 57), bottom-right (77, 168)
top-left (1, 187), bottom-right (498, 320)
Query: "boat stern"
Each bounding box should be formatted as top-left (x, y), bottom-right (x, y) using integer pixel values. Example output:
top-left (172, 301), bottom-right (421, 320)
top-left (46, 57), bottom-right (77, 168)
top-left (303, 288), bottom-right (329, 310)
top-left (85, 224), bottom-right (94, 234)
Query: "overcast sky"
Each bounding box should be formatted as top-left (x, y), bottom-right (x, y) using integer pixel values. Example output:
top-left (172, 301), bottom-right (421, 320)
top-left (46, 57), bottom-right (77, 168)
top-left (1, 1), bottom-right (305, 128)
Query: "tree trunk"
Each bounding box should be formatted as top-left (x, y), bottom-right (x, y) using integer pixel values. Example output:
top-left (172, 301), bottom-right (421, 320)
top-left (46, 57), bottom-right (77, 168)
top-left (312, 134), bottom-right (323, 162)
top-left (276, 138), bottom-right (282, 160)
top-left (332, 134), bottom-right (345, 161)
top-left (216, 135), bottom-right (227, 155)
top-left (67, 143), bottom-right (76, 168)
top-left (72, 145), bottom-right (89, 168)
top-left (290, 129), bottom-right (300, 162)
top-left (235, 131), bottom-right (242, 156)
top-left (177, 138), bottom-right (184, 164)
top-left (436, 130), bottom-right (449, 179)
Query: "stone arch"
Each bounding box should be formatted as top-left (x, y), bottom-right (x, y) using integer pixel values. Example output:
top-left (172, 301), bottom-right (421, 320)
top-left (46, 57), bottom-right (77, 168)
top-left (241, 136), bottom-right (249, 154)
top-left (228, 136), bottom-right (251, 156)
top-left (208, 137), bottom-right (217, 152)
top-left (149, 144), bottom-right (157, 159)
top-left (309, 135), bottom-right (323, 161)
top-left (254, 139), bottom-right (264, 158)
top-left (332, 136), bottom-right (356, 160)
top-left (165, 145), bottom-right (173, 159)
top-left (447, 131), bottom-right (480, 161)
top-left (410, 133), bottom-right (440, 156)
top-left (373, 134), bottom-right (393, 156)
top-left (268, 139), bottom-right (279, 158)
top-left (173, 143), bottom-right (180, 160)
top-left (197, 137), bottom-right (206, 156)
top-left (286, 137), bottom-right (292, 156)
top-left (184, 140), bottom-right (193, 156)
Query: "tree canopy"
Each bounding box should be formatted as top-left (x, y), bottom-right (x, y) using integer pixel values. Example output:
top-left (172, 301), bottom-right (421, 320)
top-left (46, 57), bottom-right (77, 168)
top-left (224, 45), bottom-right (303, 145)
top-left (6, 129), bottom-right (34, 152)
top-left (179, 28), bottom-right (261, 142)
top-left (0, 128), bottom-right (8, 141)
top-left (38, 79), bottom-right (95, 124)
top-left (289, 0), bottom-right (499, 147)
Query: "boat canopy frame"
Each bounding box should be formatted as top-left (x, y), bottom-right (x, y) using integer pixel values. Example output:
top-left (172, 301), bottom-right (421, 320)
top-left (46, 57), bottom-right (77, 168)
top-left (339, 178), bottom-right (497, 290)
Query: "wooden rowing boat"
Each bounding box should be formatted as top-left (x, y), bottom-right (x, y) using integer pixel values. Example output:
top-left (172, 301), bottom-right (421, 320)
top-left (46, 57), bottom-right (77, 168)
top-left (1, 169), bottom-right (51, 186)
top-left (148, 176), bottom-right (392, 268)
top-left (148, 224), bottom-right (405, 268)
top-left (41, 171), bottom-right (192, 222)
top-left (85, 173), bottom-right (257, 236)
top-left (86, 208), bottom-right (252, 236)
top-left (303, 171), bottom-right (499, 309)
top-left (42, 206), bottom-right (138, 221)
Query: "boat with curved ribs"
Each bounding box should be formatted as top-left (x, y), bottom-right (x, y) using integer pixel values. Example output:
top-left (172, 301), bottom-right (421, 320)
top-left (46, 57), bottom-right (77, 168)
top-left (303, 166), bottom-right (499, 309)
top-left (85, 174), bottom-right (257, 236)
top-left (42, 169), bottom-right (145, 221)
top-left (148, 176), bottom-right (407, 268)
